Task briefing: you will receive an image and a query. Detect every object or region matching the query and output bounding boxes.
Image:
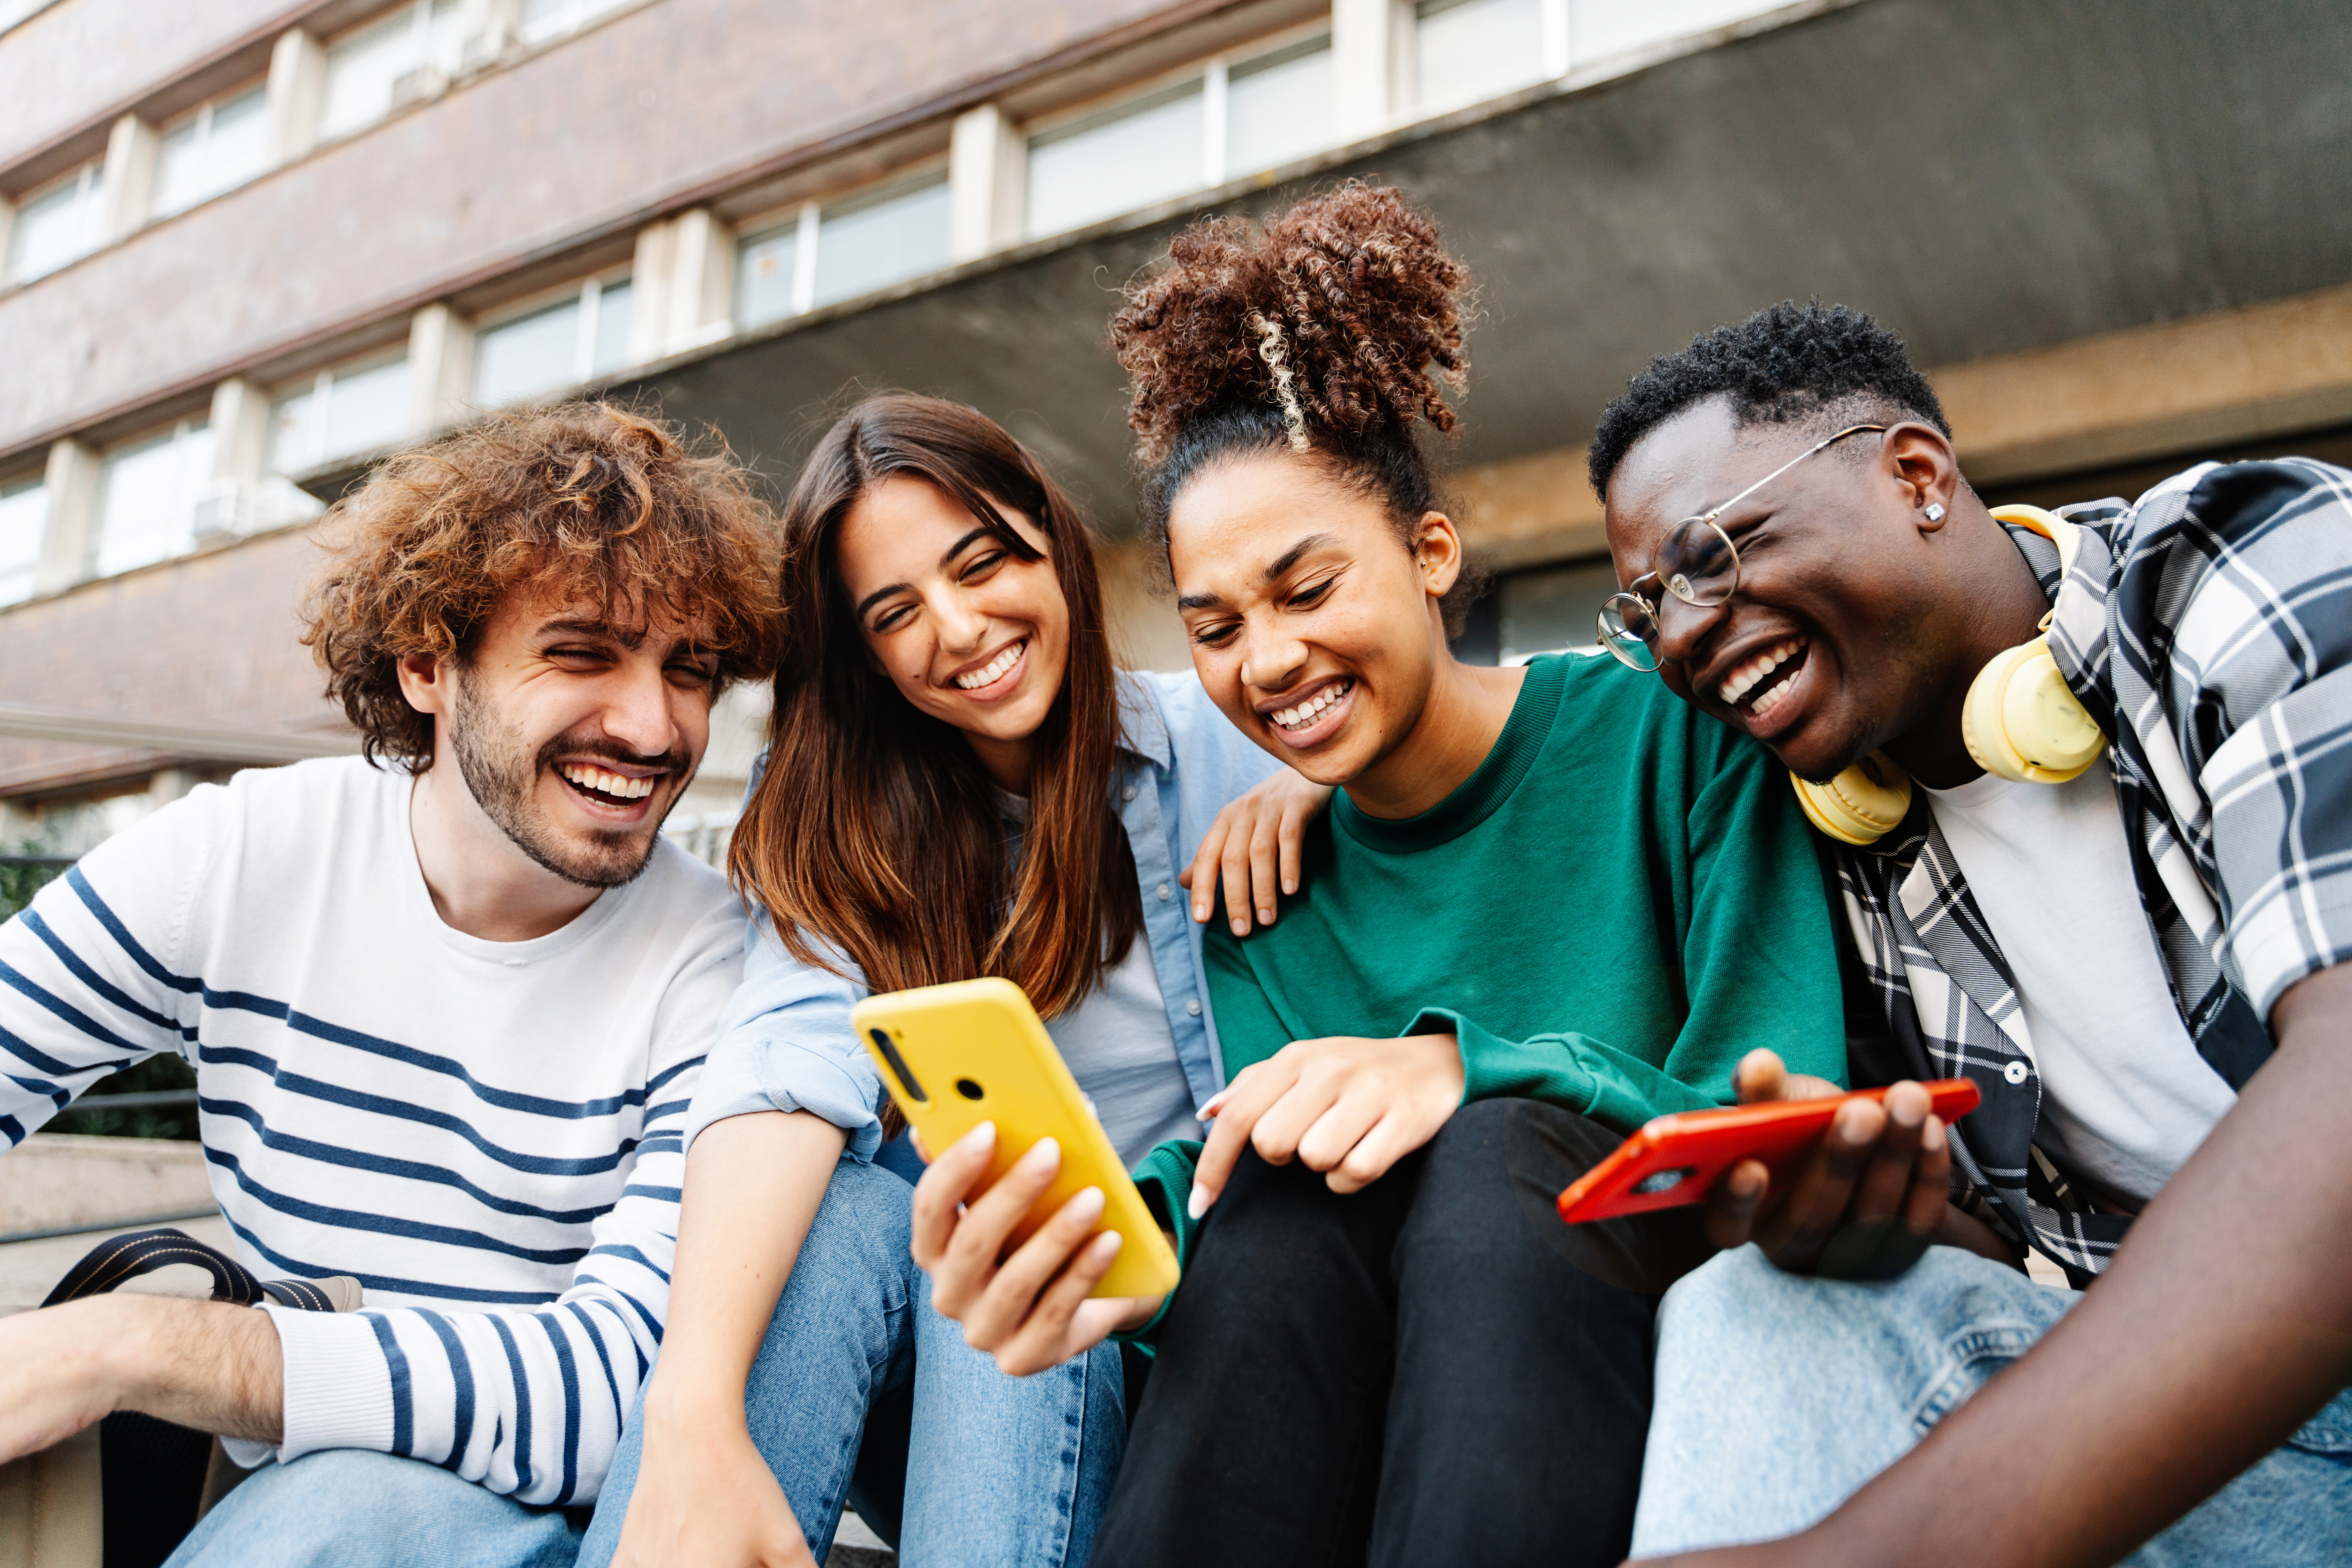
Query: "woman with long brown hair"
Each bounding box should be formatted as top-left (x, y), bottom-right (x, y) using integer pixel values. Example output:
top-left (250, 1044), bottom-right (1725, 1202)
top-left (576, 394), bottom-right (1320, 1568)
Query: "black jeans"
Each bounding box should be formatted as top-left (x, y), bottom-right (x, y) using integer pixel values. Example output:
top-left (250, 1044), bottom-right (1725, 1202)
top-left (1091, 1096), bottom-right (1713, 1568)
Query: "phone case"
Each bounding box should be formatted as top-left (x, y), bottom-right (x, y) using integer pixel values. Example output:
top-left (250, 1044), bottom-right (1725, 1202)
top-left (852, 977), bottom-right (1183, 1300)
top-left (1554, 1078), bottom-right (1982, 1225)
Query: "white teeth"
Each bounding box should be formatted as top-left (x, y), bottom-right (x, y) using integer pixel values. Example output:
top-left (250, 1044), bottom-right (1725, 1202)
top-left (1272, 680), bottom-right (1351, 731)
top-left (561, 764), bottom-right (656, 800)
top-left (1717, 639), bottom-right (1806, 707)
top-left (954, 642), bottom-right (1024, 690)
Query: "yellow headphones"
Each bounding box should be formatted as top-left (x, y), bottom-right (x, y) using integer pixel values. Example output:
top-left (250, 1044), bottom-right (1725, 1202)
top-left (1791, 505), bottom-right (2108, 846)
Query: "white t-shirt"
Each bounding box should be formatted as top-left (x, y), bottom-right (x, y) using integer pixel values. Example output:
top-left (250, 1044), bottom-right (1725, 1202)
top-left (1924, 758), bottom-right (2238, 1206)
top-left (993, 787), bottom-right (1202, 1169)
top-left (1047, 931), bottom-right (1203, 1170)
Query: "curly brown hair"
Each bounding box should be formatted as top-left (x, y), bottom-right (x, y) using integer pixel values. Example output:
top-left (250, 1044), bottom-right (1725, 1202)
top-left (299, 402), bottom-right (785, 770)
top-left (1108, 183), bottom-right (1484, 629)
top-left (1114, 181), bottom-right (1471, 466)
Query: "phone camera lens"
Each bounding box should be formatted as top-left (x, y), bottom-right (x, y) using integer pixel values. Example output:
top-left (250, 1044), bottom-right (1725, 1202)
top-left (1632, 1166), bottom-right (1697, 1196)
top-left (869, 1029), bottom-right (928, 1103)
top-left (955, 1078), bottom-right (984, 1101)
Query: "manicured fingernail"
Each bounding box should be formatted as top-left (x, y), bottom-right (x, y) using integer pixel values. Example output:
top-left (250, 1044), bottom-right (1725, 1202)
top-left (1231, 917), bottom-right (1248, 935)
top-left (1069, 1185), bottom-right (1105, 1222)
top-left (1283, 878), bottom-right (1296, 894)
top-left (1021, 1136), bottom-right (1060, 1172)
top-left (1257, 908), bottom-right (1272, 923)
top-left (963, 1121), bottom-right (997, 1150)
top-left (1193, 903), bottom-right (1208, 921)
top-left (1923, 1117), bottom-right (1947, 1151)
top-left (1186, 1182), bottom-right (1211, 1220)
top-left (1199, 1090), bottom-right (1229, 1119)
top-left (1091, 1230), bottom-right (1124, 1260)
top-left (1890, 1094), bottom-right (1924, 1128)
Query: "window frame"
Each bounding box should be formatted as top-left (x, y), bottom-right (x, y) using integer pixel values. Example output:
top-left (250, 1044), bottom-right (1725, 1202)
top-left (92, 419), bottom-right (215, 581)
top-left (268, 348), bottom-right (414, 477)
top-left (1019, 22), bottom-right (1337, 242)
top-left (318, 0), bottom-right (467, 143)
top-left (732, 160), bottom-right (952, 330)
top-left (154, 81), bottom-right (272, 218)
top-left (0, 473), bottom-right (48, 607)
top-left (469, 268), bottom-right (635, 409)
top-left (4, 160), bottom-right (106, 284)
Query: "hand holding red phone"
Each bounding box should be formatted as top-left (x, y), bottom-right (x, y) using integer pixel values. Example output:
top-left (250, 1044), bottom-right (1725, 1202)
top-left (1706, 1049), bottom-right (2004, 1275)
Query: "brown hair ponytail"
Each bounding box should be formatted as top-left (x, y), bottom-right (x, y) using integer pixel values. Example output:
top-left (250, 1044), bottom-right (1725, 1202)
top-left (729, 396), bottom-right (1143, 1078)
top-left (1109, 182), bottom-right (1485, 630)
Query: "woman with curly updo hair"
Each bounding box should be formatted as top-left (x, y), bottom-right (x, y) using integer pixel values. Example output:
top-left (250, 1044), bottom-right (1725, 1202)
top-left (926, 185), bottom-right (1853, 1566)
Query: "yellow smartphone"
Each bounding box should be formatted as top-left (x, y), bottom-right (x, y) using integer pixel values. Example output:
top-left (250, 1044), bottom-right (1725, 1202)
top-left (852, 977), bottom-right (1181, 1301)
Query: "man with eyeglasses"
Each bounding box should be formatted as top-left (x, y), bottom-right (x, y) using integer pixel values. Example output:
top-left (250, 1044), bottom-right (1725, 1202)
top-left (1586, 301), bottom-right (2352, 1568)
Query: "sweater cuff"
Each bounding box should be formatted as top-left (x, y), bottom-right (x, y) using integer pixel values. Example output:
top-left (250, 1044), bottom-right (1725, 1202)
top-left (1402, 1006), bottom-right (1589, 1109)
top-left (262, 1304), bottom-right (397, 1460)
top-left (1116, 1138), bottom-right (1203, 1350)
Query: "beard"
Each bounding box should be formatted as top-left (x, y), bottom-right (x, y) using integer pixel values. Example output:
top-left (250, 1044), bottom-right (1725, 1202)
top-left (447, 669), bottom-right (687, 889)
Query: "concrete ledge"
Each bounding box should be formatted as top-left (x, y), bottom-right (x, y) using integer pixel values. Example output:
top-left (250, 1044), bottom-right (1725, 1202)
top-left (1, 1133), bottom-right (212, 1235)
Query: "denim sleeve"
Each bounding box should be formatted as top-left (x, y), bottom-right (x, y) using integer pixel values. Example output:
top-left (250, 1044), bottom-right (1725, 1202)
top-left (681, 912), bottom-right (886, 1163)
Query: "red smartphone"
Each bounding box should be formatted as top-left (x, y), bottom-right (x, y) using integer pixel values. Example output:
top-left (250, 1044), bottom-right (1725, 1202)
top-left (1554, 1079), bottom-right (1981, 1225)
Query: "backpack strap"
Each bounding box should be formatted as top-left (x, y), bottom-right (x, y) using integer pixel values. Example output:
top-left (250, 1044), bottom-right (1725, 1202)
top-left (43, 1226), bottom-right (358, 1312)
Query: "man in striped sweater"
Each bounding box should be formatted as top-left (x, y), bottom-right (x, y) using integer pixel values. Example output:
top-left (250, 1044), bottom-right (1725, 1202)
top-left (0, 404), bottom-right (782, 1563)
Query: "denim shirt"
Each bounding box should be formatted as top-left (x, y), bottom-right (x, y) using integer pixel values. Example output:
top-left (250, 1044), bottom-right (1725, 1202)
top-left (682, 669), bottom-right (1283, 1162)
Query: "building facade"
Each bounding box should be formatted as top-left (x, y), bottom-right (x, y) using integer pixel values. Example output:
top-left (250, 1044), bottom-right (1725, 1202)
top-left (3, 0), bottom-right (2349, 851)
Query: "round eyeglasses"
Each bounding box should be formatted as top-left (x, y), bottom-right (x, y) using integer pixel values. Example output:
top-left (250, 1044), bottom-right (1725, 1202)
top-left (1598, 423), bottom-right (1887, 673)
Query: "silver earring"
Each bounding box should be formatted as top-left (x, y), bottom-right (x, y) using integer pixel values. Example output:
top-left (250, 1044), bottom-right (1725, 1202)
top-left (1924, 502), bottom-right (1946, 522)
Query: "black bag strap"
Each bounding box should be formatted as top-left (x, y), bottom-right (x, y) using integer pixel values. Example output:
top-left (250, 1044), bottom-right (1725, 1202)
top-left (43, 1226), bottom-right (349, 1312)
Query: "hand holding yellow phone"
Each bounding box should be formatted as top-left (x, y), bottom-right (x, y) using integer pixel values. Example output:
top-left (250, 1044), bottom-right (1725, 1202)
top-left (852, 977), bottom-right (1182, 1300)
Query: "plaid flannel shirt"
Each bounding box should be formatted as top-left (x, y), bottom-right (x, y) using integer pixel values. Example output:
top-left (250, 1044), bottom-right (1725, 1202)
top-left (1835, 457), bottom-right (2352, 1283)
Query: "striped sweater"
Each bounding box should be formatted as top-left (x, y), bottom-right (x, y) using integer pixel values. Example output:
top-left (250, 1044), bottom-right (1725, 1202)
top-left (0, 757), bottom-right (744, 1505)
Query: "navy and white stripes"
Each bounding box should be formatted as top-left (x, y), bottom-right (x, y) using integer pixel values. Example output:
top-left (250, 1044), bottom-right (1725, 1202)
top-left (0, 757), bottom-right (745, 1504)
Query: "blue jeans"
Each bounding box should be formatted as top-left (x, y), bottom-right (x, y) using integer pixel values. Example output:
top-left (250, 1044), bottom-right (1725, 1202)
top-left (579, 1155), bottom-right (1127, 1567)
top-left (164, 1449), bottom-right (585, 1566)
top-left (1633, 1244), bottom-right (2352, 1563)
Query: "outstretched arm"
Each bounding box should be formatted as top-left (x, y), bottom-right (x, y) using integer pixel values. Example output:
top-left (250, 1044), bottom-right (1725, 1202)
top-left (1636, 962), bottom-right (2352, 1568)
top-left (0, 1293), bottom-right (282, 1462)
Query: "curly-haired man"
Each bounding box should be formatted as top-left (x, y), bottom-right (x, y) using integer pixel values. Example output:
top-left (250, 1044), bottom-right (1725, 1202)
top-left (0, 404), bottom-right (782, 1563)
top-left (1591, 304), bottom-right (2352, 1567)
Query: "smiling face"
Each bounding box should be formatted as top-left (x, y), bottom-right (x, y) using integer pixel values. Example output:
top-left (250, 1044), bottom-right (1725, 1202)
top-left (833, 474), bottom-right (1071, 789)
top-left (1168, 450), bottom-right (1456, 789)
top-left (424, 589), bottom-right (716, 887)
top-left (1603, 398), bottom-right (1970, 783)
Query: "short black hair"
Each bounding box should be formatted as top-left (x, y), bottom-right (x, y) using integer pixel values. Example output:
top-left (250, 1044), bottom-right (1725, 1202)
top-left (1587, 301), bottom-right (1949, 498)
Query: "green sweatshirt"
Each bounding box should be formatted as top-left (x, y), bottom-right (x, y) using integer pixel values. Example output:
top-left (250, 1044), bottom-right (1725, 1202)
top-left (1130, 651), bottom-right (1849, 1300)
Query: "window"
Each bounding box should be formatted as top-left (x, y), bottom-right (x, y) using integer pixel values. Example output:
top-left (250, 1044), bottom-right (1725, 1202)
top-left (95, 422), bottom-right (214, 579)
top-left (1495, 557), bottom-right (1620, 661)
top-left (321, 0), bottom-right (466, 139)
top-left (1415, 0), bottom-right (1546, 109)
top-left (0, 478), bottom-right (45, 606)
top-left (1024, 34), bottom-right (1335, 241)
top-left (813, 177), bottom-right (951, 308)
top-left (5, 162), bottom-right (104, 283)
top-left (520, 0), bottom-right (631, 46)
top-left (270, 354), bottom-right (412, 474)
top-left (1568, 0), bottom-right (1787, 65)
top-left (1027, 80), bottom-right (1207, 240)
top-left (735, 220), bottom-right (802, 329)
top-left (156, 87), bottom-right (270, 216)
top-left (1226, 36), bottom-right (1334, 176)
top-left (472, 276), bottom-right (633, 407)
top-left (735, 176), bottom-right (951, 328)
